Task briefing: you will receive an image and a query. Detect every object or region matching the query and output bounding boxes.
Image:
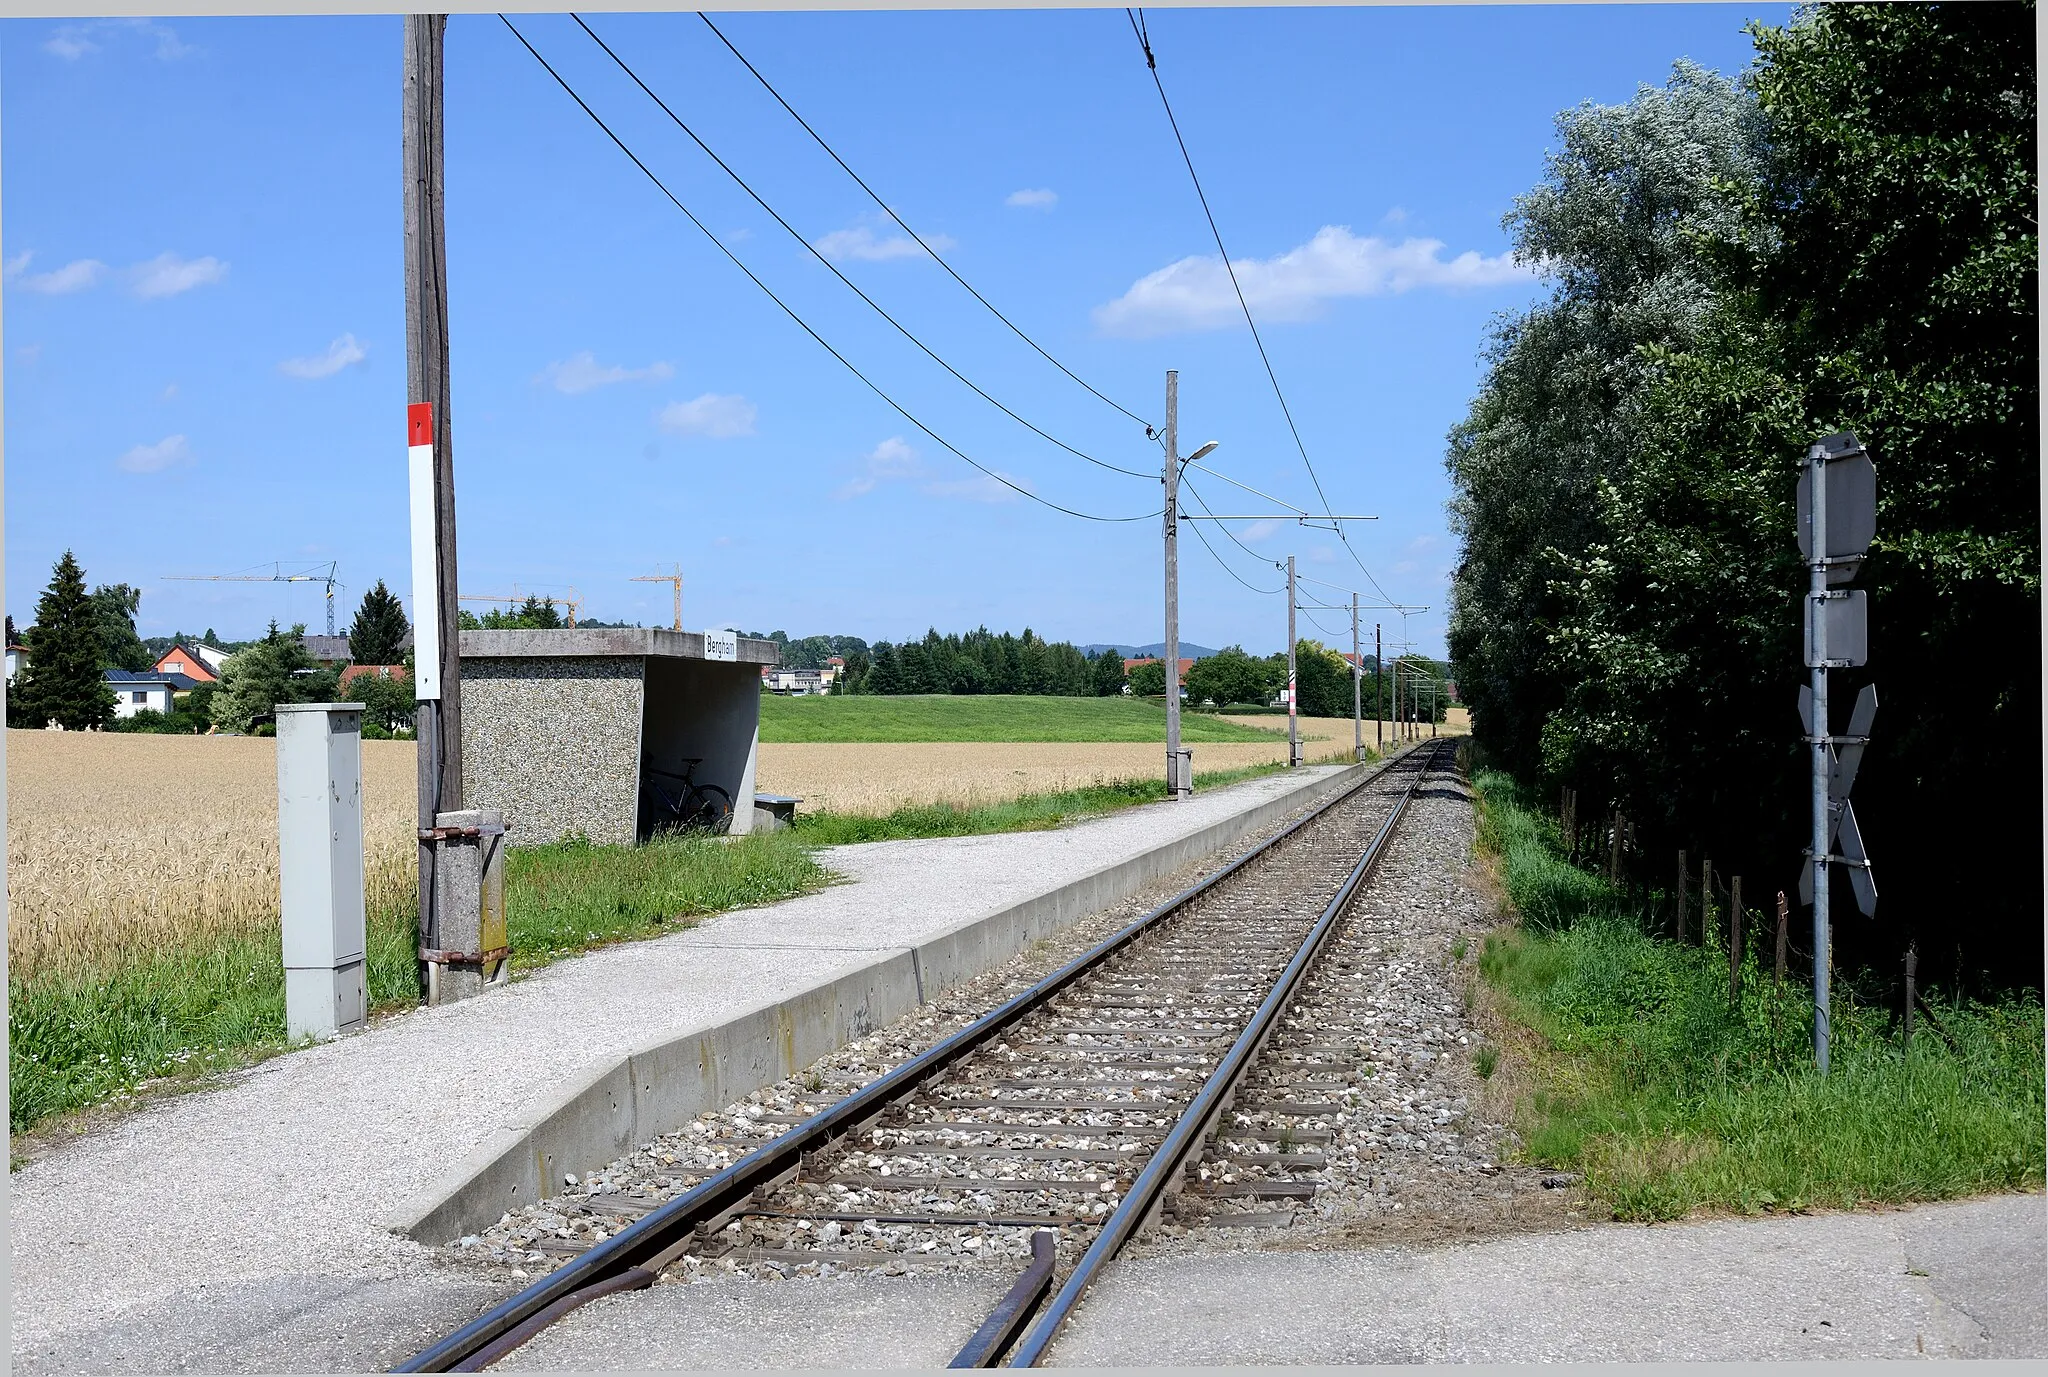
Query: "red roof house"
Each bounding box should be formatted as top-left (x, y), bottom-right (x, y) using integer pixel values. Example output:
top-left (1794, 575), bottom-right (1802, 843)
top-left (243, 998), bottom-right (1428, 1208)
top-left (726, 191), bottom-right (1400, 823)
top-left (152, 643), bottom-right (219, 684)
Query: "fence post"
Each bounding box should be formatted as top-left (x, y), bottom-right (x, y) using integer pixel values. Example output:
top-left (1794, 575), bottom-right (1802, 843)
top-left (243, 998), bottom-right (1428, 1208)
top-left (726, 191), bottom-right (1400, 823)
top-left (1904, 942), bottom-right (1918, 1048)
top-left (1775, 890), bottom-right (1789, 986)
top-left (1700, 857), bottom-right (1714, 949)
top-left (1608, 810), bottom-right (1623, 886)
top-left (1676, 851), bottom-right (1689, 944)
top-left (1729, 876), bottom-right (1744, 1005)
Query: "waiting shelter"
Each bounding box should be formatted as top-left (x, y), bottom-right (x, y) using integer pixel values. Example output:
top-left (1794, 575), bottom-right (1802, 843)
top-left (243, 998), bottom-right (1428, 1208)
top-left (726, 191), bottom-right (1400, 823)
top-left (459, 628), bottom-right (780, 844)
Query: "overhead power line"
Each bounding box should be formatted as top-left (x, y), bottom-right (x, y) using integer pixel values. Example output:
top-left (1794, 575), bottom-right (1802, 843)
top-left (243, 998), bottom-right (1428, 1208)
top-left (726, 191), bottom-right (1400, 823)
top-left (501, 16), bottom-right (1157, 525)
top-left (1126, 8), bottom-right (1397, 603)
top-left (695, 10), bottom-right (1158, 435)
top-left (575, 15), bottom-right (1153, 482)
top-left (1179, 475), bottom-right (1284, 595)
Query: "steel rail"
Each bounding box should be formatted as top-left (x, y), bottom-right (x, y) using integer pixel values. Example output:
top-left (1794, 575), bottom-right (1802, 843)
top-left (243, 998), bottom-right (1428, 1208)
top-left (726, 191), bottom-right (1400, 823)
top-left (1002, 738), bottom-right (1447, 1368)
top-left (394, 744), bottom-right (1421, 1373)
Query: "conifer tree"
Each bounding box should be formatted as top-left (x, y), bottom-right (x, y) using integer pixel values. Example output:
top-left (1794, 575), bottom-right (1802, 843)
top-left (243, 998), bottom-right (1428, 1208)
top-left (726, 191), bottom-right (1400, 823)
top-left (14, 551), bottom-right (116, 730)
top-left (347, 580), bottom-right (412, 664)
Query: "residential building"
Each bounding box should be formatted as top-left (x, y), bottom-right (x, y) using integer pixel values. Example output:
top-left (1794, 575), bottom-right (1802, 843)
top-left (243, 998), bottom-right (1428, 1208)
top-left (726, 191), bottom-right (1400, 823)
top-left (105, 669), bottom-right (203, 719)
top-left (300, 634), bottom-right (353, 667)
top-left (153, 642), bottom-right (222, 684)
top-left (339, 664), bottom-right (407, 690)
top-left (6, 642), bottom-right (26, 684)
top-left (1123, 656), bottom-right (1194, 686)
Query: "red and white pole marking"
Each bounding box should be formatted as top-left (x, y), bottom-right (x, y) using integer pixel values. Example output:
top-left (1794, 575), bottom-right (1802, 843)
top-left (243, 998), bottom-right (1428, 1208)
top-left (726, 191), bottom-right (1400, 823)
top-left (407, 403), bottom-right (442, 701)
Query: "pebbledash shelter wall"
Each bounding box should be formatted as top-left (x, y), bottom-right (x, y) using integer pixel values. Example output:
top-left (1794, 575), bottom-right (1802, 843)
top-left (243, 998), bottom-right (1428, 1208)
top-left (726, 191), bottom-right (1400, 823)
top-left (459, 628), bottom-right (780, 844)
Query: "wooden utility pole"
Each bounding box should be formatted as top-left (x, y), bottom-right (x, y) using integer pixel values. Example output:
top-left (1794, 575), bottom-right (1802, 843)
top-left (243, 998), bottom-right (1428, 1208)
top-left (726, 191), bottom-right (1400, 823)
top-left (1285, 556), bottom-right (1300, 766)
top-left (1162, 371), bottom-right (1188, 799)
top-left (1350, 593), bottom-right (1362, 761)
top-left (1375, 624), bottom-right (1382, 753)
top-left (406, 14), bottom-right (462, 990)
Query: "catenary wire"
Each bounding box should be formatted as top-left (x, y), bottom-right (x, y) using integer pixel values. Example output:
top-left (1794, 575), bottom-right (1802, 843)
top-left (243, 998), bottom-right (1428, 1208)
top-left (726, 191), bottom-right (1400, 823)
top-left (575, 15), bottom-right (1155, 483)
top-left (1181, 474), bottom-right (1285, 570)
top-left (502, 16), bottom-right (1158, 524)
top-left (1126, 8), bottom-right (1399, 603)
top-left (1179, 475), bottom-right (1285, 594)
top-left (695, 10), bottom-right (1158, 435)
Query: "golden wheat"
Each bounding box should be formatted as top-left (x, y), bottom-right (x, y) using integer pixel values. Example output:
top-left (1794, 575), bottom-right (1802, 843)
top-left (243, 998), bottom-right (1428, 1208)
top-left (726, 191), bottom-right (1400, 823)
top-left (7, 731), bottom-right (418, 979)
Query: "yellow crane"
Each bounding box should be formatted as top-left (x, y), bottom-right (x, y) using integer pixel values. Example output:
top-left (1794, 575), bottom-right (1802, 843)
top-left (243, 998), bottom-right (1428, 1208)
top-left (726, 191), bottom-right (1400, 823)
top-left (459, 585), bottom-right (581, 628)
top-left (165, 561), bottom-right (343, 634)
top-left (631, 564), bottom-right (684, 631)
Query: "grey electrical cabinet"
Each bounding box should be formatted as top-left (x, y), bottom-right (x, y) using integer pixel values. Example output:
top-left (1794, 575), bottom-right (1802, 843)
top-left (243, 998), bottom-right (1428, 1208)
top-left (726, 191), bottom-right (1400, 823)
top-left (277, 702), bottom-right (368, 1039)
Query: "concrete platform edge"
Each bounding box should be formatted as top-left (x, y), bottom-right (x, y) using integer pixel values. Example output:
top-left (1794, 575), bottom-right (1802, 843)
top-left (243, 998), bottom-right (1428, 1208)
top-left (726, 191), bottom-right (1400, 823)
top-left (383, 752), bottom-right (1398, 1243)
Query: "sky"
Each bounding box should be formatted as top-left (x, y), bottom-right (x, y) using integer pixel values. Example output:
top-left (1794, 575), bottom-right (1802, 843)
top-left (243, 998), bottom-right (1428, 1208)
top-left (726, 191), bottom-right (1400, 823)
top-left (4, 4), bottom-right (1789, 661)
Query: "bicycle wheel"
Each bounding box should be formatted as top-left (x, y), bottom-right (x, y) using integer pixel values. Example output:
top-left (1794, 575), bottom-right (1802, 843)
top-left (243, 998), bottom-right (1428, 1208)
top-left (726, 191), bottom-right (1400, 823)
top-left (694, 784), bottom-right (733, 834)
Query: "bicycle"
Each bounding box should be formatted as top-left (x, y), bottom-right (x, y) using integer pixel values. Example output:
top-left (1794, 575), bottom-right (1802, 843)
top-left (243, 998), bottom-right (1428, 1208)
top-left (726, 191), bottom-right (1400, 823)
top-left (642, 759), bottom-right (734, 835)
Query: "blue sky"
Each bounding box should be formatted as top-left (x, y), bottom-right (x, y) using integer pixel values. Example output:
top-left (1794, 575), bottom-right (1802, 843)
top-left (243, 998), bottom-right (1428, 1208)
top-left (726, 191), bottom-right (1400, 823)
top-left (4, 5), bottom-right (1786, 659)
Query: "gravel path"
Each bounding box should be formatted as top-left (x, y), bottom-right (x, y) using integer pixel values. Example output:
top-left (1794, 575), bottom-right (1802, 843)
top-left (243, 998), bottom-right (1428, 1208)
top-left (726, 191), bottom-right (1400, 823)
top-left (9, 765), bottom-right (1350, 1374)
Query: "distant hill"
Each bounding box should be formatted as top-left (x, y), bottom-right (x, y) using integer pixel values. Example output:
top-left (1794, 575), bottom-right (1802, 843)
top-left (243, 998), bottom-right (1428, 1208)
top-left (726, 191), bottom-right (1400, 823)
top-left (1079, 642), bottom-right (1221, 660)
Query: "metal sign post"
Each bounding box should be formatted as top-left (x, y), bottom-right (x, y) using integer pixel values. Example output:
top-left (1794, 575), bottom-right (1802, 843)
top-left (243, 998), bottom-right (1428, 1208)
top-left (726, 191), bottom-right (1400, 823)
top-left (1797, 430), bottom-right (1879, 1073)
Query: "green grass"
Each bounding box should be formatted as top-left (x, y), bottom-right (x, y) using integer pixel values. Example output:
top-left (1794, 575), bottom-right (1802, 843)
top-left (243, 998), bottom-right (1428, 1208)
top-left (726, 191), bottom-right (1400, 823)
top-left (8, 831), bottom-right (828, 1136)
top-left (758, 694), bottom-right (1284, 743)
top-left (1471, 769), bottom-right (2045, 1220)
top-left (792, 760), bottom-right (1302, 844)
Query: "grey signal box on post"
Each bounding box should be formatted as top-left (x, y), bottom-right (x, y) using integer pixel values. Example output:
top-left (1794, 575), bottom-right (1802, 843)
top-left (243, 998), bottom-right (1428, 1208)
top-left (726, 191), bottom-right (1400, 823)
top-left (277, 703), bottom-right (368, 1039)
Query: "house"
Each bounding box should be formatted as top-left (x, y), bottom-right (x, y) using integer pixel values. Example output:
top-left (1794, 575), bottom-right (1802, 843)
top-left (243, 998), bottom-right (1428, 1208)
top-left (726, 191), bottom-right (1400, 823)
top-left (300, 635), bottom-right (353, 667)
top-left (105, 669), bottom-right (203, 719)
top-left (339, 664), bottom-right (407, 690)
top-left (6, 643), bottom-right (26, 684)
top-left (152, 642), bottom-right (221, 684)
top-left (1123, 656), bottom-right (1194, 686)
top-left (760, 658), bottom-right (843, 696)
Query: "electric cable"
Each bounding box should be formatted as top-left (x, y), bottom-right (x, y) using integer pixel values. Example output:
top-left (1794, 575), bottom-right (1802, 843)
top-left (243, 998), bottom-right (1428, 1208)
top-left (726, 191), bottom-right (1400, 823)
top-left (1127, 8), bottom-right (1398, 602)
top-left (575, 15), bottom-right (1154, 482)
top-left (502, 16), bottom-right (1159, 524)
top-left (695, 10), bottom-right (1158, 435)
top-left (1179, 475), bottom-right (1285, 594)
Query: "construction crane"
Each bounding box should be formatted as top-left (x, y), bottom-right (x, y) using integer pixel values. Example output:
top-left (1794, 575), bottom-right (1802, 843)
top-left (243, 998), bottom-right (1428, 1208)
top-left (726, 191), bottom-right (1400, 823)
top-left (458, 585), bottom-right (582, 628)
top-left (631, 564), bottom-right (684, 631)
top-left (165, 561), bottom-right (344, 635)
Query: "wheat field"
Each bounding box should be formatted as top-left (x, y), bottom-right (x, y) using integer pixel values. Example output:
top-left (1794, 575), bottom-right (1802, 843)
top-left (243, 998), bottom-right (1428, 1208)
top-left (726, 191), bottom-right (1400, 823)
top-left (6, 710), bottom-right (1443, 976)
top-left (7, 731), bottom-right (420, 979)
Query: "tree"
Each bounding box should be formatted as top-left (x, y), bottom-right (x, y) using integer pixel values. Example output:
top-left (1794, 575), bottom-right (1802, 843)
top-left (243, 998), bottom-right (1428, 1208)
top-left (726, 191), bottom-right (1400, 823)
top-left (343, 668), bottom-right (415, 737)
top-left (1446, 6), bottom-right (2039, 985)
top-left (215, 622), bottom-right (339, 732)
top-left (1090, 648), bottom-right (1127, 697)
top-left (1185, 646), bottom-right (1273, 708)
top-left (13, 552), bottom-right (116, 730)
top-left (1293, 640), bottom-right (1352, 718)
top-left (90, 583), bottom-right (151, 672)
top-left (1127, 660), bottom-right (1167, 697)
top-left (347, 580), bottom-right (411, 664)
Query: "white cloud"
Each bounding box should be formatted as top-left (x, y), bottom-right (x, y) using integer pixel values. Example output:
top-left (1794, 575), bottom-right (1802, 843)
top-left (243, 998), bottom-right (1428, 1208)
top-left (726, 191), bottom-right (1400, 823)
top-left (47, 19), bottom-right (193, 61)
top-left (537, 351), bottom-right (674, 395)
top-left (837, 436), bottom-right (923, 499)
top-left (17, 258), bottom-right (108, 294)
top-left (835, 436), bottom-right (1021, 503)
top-left (812, 225), bottom-right (954, 262)
top-left (279, 333), bottom-right (368, 380)
top-left (3, 251), bottom-right (32, 280)
top-left (657, 393), bottom-right (756, 439)
top-left (1241, 519), bottom-right (1280, 542)
top-left (130, 252), bottom-right (227, 299)
top-left (160, 382), bottom-right (177, 400)
top-left (1093, 226), bottom-right (1530, 338)
top-left (923, 473), bottom-right (1021, 504)
top-left (119, 434), bottom-right (188, 473)
top-left (1005, 188), bottom-right (1058, 210)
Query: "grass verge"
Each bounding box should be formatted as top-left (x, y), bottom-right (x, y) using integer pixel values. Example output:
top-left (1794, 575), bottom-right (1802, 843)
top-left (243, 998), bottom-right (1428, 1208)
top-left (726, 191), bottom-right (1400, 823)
top-left (1470, 769), bottom-right (2044, 1221)
top-left (8, 830), bottom-right (828, 1137)
top-left (759, 693), bottom-right (1284, 743)
top-left (789, 759), bottom-right (1322, 843)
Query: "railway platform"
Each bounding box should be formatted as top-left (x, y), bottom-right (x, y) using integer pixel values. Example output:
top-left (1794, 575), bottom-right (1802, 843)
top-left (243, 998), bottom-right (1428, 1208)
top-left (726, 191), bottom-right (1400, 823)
top-left (9, 762), bottom-right (1363, 1375)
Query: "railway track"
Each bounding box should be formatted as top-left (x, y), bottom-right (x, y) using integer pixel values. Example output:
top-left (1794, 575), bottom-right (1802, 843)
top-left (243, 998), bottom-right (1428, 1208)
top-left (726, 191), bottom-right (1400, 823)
top-left (400, 739), bottom-right (1453, 1372)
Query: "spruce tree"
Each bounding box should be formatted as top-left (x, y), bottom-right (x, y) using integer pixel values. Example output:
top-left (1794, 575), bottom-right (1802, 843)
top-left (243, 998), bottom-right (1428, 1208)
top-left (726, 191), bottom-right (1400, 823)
top-left (347, 580), bottom-right (412, 663)
top-left (16, 551), bottom-right (116, 730)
